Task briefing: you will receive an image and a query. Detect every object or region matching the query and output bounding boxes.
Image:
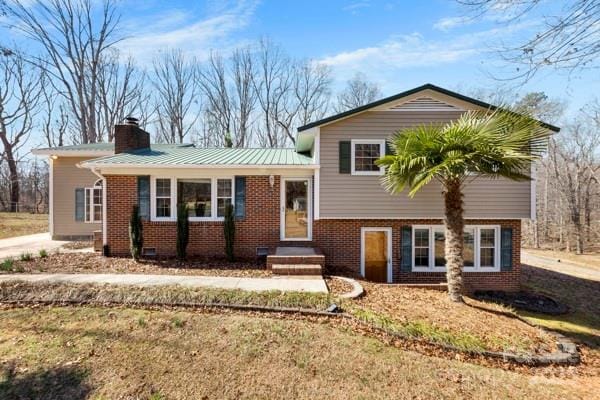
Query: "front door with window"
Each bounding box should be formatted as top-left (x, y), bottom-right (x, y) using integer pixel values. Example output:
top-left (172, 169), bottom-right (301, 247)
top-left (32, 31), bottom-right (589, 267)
top-left (362, 228), bottom-right (391, 282)
top-left (281, 178), bottom-right (311, 240)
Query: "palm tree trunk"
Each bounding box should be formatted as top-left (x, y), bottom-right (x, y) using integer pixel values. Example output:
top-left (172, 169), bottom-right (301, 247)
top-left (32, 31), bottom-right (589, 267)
top-left (444, 179), bottom-right (464, 302)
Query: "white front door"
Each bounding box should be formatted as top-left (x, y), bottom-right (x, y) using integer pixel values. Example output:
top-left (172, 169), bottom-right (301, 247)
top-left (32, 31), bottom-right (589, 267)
top-left (281, 178), bottom-right (312, 241)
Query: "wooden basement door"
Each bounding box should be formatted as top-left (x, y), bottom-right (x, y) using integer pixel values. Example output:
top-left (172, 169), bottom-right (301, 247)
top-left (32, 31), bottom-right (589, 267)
top-left (364, 230), bottom-right (388, 282)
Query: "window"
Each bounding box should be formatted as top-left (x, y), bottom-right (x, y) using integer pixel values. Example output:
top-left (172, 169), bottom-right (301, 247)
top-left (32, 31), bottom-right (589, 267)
top-left (84, 180), bottom-right (102, 223)
top-left (155, 178), bottom-right (172, 218)
top-left (178, 179), bottom-right (211, 218)
top-left (413, 228), bottom-right (430, 267)
top-left (412, 225), bottom-right (499, 271)
top-left (479, 228), bottom-right (496, 268)
top-left (152, 177), bottom-right (233, 221)
top-left (217, 179), bottom-right (233, 217)
top-left (351, 139), bottom-right (385, 175)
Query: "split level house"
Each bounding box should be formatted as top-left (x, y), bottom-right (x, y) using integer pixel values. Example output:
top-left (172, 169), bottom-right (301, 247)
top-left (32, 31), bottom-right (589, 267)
top-left (32, 84), bottom-right (559, 291)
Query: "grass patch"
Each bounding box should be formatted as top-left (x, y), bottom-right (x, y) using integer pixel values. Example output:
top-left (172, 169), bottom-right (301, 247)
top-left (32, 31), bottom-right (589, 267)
top-left (351, 308), bottom-right (488, 353)
top-left (0, 212), bottom-right (47, 239)
top-left (0, 281), bottom-right (338, 310)
top-left (38, 249), bottom-right (48, 258)
top-left (0, 258), bottom-right (14, 272)
top-left (19, 253), bottom-right (32, 262)
top-left (0, 306), bottom-right (591, 399)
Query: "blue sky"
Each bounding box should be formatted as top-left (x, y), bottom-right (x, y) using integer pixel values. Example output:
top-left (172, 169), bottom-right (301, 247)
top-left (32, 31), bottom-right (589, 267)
top-left (3, 0), bottom-right (597, 121)
top-left (111, 0), bottom-right (597, 120)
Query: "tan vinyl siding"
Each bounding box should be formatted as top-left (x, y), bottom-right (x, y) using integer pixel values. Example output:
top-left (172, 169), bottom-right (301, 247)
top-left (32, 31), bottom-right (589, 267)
top-left (319, 111), bottom-right (532, 219)
top-left (52, 156), bottom-right (101, 238)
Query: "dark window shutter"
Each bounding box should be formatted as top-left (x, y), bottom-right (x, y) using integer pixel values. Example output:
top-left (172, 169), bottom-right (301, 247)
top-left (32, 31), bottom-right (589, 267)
top-left (400, 226), bottom-right (412, 272)
top-left (339, 141), bottom-right (351, 174)
top-left (75, 188), bottom-right (85, 221)
top-left (385, 140), bottom-right (393, 156)
top-left (137, 176), bottom-right (150, 220)
top-left (234, 176), bottom-right (246, 219)
top-left (500, 227), bottom-right (513, 271)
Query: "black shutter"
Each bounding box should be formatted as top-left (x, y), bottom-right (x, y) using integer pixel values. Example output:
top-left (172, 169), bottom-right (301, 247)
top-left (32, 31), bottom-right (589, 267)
top-left (75, 188), bottom-right (85, 221)
top-left (234, 176), bottom-right (246, 219)
top-left (339, 141), bottom-right (351, 174)
top-left (385, 140), bottom-right (393, 156)
top-left (400, 226), bottom-right (412, 272)
top-left (137, 176), bottom-right (150, 220)
top-left (500, 227), bottom-right (513, 271)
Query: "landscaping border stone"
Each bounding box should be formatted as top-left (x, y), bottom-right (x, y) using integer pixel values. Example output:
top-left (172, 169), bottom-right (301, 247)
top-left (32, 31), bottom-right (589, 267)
top-left (330, 276), bottom-right (364, 299)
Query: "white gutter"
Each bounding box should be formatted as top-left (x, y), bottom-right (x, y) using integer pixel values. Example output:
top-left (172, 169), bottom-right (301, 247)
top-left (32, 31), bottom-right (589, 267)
top-left (79, 162), bottom-right (319, 170)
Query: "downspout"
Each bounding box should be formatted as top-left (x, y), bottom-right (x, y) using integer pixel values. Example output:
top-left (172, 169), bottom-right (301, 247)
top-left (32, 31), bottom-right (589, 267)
top-left (89, 167), bottom-right (108, 248)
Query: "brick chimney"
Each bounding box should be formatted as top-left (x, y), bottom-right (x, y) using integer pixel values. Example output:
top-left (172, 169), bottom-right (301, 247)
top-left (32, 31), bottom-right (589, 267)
top-left (114, 117), bottom-right (150, 154)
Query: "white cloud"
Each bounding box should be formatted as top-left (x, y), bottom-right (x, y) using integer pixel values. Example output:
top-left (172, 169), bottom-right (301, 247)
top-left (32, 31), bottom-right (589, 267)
top-left (433, 16), bottom-right (473, 31)
top-left (318, 22), bottom-right (534, 85)
top-left (343, 1), bottom-right (371, 13)
top-left (118, 0), bottom-right (258, 65)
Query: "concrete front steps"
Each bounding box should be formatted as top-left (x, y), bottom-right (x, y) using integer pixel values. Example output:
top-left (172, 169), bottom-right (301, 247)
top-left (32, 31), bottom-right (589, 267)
top-left (272, 264), bottom-right (322, 276)
top-left (267, 247), bottom-right (325, 276)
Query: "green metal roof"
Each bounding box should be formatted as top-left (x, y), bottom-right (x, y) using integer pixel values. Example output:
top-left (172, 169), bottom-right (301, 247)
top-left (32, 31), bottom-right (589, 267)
top-left (34, 142), bottom-right (192, 153)
top-left (84, 147), bottom-right (314, 167)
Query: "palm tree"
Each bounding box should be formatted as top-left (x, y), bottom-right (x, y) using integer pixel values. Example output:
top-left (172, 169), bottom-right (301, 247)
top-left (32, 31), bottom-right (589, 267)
top-left (377, 110), bottom-right (551, 302)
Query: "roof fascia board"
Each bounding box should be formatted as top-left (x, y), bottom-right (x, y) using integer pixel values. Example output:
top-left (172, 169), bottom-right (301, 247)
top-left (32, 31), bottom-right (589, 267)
top-left (32, 149), bottom-right (113, 157)
top-left (80, 162), bottom-right (318, 170)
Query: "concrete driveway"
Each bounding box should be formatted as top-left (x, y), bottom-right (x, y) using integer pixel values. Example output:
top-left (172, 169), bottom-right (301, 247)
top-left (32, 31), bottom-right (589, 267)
top-left (522, 250), bottom-right (600, 282)
top-left (0, 233), bottom-right (69, 260)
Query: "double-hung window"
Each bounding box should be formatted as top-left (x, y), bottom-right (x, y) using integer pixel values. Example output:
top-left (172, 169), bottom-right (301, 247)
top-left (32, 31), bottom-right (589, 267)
top-left (84, 180), bottom-right (102, 223)
top-left (216, 179), bottom-right (233, 217)
top-left (351, 139), bottom-right (385, 175)
top-left (154, 178), bottom-right (173, 219)
top-left (412, 225), bottom-right (500, 271)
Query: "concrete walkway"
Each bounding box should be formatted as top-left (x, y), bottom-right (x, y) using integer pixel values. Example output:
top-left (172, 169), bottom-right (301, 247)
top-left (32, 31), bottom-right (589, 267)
top-left (522, 251), bottom-right (600, 282)
top-left (0, 233), bottom-right (69, 260)
top-left (0, 273), bottom-right (329, 293)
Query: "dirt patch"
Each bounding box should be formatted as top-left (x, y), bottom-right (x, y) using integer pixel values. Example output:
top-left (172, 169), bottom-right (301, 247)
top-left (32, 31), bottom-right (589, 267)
top-left (474, 291), bottom-right (569, 315)
top-left (4, 252), bottom-right (270, 278)
top-left (324, 276), bottom-right (354, 296)
top-left (349, 281), bottom-right (556, 355)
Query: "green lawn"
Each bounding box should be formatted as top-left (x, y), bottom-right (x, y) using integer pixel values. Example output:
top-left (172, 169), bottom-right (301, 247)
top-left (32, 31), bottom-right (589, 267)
top-left (0, 212), bottom-right (48, 239)
top-left (0, 306), bottom-right (594, 400)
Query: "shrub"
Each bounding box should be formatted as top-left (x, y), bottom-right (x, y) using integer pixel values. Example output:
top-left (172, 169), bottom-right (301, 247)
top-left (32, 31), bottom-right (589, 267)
top-left (1, 258), bottom-right (14, 272)
top-left (176, 203), bottom-right (189, 261)
top-left (129, 205), bottom-right (143, 261)
top-left (224, 203), bottom-right (235, 261)
top-left (20, 252), bottom-right (32, 261)
top-left (39, 249), bottom-right (48, 258)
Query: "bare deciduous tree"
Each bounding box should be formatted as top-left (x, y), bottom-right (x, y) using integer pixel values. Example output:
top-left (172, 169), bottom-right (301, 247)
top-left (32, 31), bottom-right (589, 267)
top-left (0, 51), bottom-right (42, 211)
top-left (97, 52), bottom-right (148, 142)
top-left (152, 49), bottom-right (200, 144)
top-left (335, 72), bottom-right (381, 113)
top-left (458, 0), bottom-right (600, 81)
top-left (1, 0), bottom-right (123, 143)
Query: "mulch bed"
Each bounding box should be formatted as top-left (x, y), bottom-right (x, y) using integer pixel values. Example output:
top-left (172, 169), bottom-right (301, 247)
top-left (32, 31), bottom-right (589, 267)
top-left (474, 290), bottom-right (569, 315)
top-left (324, 276), bottom-right (355, 296)
top-left (351, 281), bottom-right (557, 355)
top-left (4, 252), bottom-right (271, 278)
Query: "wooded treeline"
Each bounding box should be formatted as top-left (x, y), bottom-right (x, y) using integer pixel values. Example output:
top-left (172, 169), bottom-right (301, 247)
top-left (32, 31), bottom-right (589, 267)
top-left (0, 0), bottom-right (598, 254)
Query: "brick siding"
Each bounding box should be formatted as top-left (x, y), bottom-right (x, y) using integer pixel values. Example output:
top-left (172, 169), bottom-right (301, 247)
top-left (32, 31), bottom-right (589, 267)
top-left (105, 174), bottom-right (521, 291)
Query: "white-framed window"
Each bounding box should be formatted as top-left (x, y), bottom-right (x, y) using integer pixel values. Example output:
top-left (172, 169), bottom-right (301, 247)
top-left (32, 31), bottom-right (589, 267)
top-left (151, 176), bottom-right (233, 222)
top-left (216, 178), bottom-right (233, 217)
top-left (84, 180), bottom-right (102, 223)
top-left (153, 178), bottom-right (174, 220)
top-left (351, 139), bottom-right (385, 175)
top-left (412, 225), bottom-right (500, 272)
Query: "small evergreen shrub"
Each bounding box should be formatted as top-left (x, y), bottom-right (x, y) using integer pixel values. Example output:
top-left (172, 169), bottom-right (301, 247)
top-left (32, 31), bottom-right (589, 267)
top-left (176, 203), bottom-right (189, 261)
top-left (129, 205), bottom-right (143, 261)
top-left (1, 258), bottom-right (14, 272)
top-left (39, 249), bottom-right (48, 258)
top-left (20, 252), bottom-right (32, 261)
top-left (224, 203), bottom-right (235, 261)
